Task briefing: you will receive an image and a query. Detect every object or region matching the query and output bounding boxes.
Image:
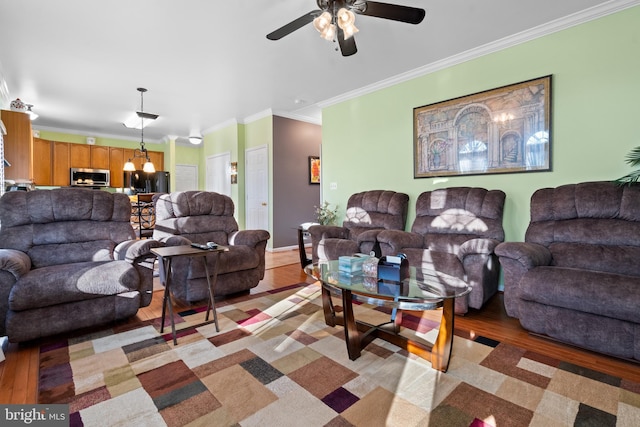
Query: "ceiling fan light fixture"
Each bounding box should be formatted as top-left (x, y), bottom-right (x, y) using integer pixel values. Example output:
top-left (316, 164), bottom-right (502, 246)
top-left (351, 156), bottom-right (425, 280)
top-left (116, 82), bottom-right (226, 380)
top-left (320, 23), bottom-right (336, 41)
top-left (337, 8), bottom-right (358, 39)
top-left (313, 11), bottom-right (332, 33)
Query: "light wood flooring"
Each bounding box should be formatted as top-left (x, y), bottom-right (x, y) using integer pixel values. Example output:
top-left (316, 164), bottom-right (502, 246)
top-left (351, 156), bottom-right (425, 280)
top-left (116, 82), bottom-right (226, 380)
top-left (1, 249), bottom-right (639, 405)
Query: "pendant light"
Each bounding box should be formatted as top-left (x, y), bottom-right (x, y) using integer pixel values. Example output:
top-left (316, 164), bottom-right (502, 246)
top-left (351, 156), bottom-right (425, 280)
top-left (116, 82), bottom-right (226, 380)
top-left (123, 88), bottom-right (156, 173)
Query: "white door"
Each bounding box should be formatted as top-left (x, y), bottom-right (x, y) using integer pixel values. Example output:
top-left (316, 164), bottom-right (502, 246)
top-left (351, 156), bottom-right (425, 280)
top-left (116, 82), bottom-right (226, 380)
top-left (174, 164), bottom-right (198, 191)
top-left (245, 145), bottom-right (268, 230)
top-left (206, 152), bottom-right (231, 196)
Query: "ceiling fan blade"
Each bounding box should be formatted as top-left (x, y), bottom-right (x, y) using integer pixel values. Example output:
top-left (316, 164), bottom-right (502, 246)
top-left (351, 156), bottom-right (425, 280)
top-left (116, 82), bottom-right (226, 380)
top-left (337, 27), bottom-right (357, 57)
top-left (357, 1), bottom-right (426, 24)
top-left (266, 10), bottom-right (320, 40)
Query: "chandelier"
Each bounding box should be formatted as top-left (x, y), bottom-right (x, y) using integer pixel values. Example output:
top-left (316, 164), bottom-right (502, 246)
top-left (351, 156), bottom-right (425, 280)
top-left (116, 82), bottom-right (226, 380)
top-left (123, 88), bottom-right (156, 173)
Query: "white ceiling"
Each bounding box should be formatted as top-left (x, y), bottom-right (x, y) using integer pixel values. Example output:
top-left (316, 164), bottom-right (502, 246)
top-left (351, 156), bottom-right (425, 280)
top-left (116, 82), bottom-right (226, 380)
top-left (0, 0), bottom-right (632, 145)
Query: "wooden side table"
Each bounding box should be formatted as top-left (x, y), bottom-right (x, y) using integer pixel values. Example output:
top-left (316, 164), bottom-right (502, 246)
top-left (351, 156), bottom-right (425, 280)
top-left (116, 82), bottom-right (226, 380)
top-left (150, 245), bottom-right (228, 345)
top-left (297, 222), bottom-right (318, 268)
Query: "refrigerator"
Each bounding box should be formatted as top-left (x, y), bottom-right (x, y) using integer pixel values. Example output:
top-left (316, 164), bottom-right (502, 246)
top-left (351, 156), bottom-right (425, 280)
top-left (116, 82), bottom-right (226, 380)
top-left (125, 170), bottom-right (170, 194)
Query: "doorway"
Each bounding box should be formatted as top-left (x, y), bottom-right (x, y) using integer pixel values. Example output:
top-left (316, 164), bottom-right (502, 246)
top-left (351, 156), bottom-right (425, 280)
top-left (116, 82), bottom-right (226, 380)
top-left (206, 152), bottom-right (231, 196)
top-left (245, 145), bottom-right (268, 231)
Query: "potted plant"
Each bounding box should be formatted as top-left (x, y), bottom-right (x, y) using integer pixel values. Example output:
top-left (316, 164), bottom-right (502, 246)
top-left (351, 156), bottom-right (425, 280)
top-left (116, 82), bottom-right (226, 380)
top-left (615, 146), bottom-right (640, 185)
top-left (315, 201), bottom-right (338, 226)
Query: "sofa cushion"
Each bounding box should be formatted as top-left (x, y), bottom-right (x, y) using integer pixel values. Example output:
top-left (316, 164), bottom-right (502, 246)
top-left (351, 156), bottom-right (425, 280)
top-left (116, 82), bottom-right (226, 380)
top-left (402, 248), bottom-right (465, 280)
top-left (519, 266), bottom-right (640, 323)
top-left (549, 242), bottom-right (640, 276)
top-left (9, 261), bottom-right (140, 311)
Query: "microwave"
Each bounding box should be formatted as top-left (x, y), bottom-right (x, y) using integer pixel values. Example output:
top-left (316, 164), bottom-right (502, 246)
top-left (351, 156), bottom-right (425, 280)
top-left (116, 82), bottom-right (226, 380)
top-left (70, 168), bottom-right (110, 187)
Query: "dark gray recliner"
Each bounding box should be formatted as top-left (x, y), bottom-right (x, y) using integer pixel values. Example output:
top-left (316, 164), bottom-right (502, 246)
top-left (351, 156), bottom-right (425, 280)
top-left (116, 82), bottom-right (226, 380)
top-left (153, 191), bottom-right (270, 303)
top-left (0, 188), bottom-right (158, 342)
top-left (495, 181), bottom-right (640, 361)
top-left (377, 187), bottom-right (506, 314)
top-left (309, 190), bottom-right (409, 263)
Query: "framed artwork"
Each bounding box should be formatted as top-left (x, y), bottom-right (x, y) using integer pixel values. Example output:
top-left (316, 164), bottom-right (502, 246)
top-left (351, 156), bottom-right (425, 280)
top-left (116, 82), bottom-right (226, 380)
top-left (413, 75), bottom-right (552, 178)
top-left (309, 156), bottom-right (320, 184)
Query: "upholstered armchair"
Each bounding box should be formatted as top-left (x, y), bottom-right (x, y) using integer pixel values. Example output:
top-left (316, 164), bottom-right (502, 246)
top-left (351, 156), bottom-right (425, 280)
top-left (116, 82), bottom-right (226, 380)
top-left (309, 190), bottom-right (409, 263)
top-left (495, 181), bottom-right (640, 361)
top-left (153, 191), bottom-right (270, 303)
top-left (377, 187), bottom-right (505, 314)
top-left (0, 188), bottom-right (159, 342)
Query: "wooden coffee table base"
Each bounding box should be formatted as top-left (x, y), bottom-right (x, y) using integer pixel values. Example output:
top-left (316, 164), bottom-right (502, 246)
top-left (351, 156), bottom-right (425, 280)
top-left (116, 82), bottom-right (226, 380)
top-left (321, 284), bottom-right (455, 372)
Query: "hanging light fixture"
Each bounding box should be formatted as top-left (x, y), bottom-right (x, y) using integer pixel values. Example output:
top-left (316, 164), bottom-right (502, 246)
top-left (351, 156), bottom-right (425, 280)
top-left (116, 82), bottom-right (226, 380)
top-left (313, 3), bottom-right (358, 42)
top-left (123, 88), bottom-right (156, 173)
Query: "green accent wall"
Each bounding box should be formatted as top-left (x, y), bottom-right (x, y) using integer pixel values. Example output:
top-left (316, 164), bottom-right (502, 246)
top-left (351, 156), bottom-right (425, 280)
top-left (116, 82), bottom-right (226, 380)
top-left (321, 6), bottom-right (640, 243)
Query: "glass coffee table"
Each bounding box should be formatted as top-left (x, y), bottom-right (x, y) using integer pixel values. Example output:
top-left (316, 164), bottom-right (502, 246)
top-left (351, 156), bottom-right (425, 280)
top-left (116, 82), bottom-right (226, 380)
top-left (304, 261), bottom-right (471, 372)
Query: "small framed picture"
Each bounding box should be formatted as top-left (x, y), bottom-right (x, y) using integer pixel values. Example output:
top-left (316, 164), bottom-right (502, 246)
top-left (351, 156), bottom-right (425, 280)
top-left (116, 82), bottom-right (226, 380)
top-left (309, 156), bottom-right (320, 185)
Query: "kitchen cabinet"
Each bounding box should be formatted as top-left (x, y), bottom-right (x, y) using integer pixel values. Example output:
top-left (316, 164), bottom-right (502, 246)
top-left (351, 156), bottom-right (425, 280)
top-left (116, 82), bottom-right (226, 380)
top-left (69, 144), bottom-right (90, 168)
top-left (109, 147), bottom-right (125, 188)
top-left (52, 141), bottom-right (71, 186)
top-left (32, 138), bottom-right (52, 185)
top-left (90, 145), bottom-right (110, 170)
top-left (1, 110), bottom-right (33, 181)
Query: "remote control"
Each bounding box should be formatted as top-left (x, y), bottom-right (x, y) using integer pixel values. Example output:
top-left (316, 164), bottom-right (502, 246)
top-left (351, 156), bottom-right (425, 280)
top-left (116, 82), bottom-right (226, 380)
top-left (191, 242), bottom-right (218, 250)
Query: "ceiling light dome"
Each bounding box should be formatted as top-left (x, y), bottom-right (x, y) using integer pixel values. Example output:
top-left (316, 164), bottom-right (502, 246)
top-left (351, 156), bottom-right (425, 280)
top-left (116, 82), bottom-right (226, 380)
top-left (189, 136), bottom-right (203, 145)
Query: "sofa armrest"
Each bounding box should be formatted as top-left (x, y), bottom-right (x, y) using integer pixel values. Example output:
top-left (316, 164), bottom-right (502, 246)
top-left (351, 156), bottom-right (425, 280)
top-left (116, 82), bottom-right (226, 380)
top-left (115, 239), bottom-right (161, 262)
top-left (377, 230), bottom-right (423, 254)
top-left (495, 242), bottom-right (552, 269)
top-left (458, 238), bottom-right (501, 261)
top-left (0, 249), bottom-right (31, 280)
top-left (308, 225), bottom-right (348, 242)
top-left (356, 229), bottom-right (383, 245)
top-left (229, 229), bottom-right (270, 248)
top-left (154, 235), bottom-right (192, 247)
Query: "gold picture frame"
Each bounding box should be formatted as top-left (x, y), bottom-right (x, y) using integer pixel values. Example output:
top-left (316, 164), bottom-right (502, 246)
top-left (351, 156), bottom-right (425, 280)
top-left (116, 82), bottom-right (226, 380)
top-left (414, 75), bottom-right (552, 178)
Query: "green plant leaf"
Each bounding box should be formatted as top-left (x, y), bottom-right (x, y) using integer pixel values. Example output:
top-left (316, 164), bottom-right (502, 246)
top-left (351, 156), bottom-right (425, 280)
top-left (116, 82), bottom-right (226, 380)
top-left (625, 146), bottom-right (640, 167)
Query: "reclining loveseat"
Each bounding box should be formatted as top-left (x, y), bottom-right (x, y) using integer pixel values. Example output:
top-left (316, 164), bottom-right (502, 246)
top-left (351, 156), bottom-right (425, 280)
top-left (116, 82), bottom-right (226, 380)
top-left (495, 181), bottom-right (640, 361)
top-left (0, 188), bottom-right (158, 342)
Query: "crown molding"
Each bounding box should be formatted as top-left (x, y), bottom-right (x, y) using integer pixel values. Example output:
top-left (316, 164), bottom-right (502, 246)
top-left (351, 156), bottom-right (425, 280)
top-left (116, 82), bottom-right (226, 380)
top-left (318, 0), bottom-right (640, 109)
top-left (32, 124), bottom-right (164, 145)
top-left (272, 110), bottom-right (322, 126)
top-left (202, 118), bottom-right (238, 135)
top-left (241, 109), bottom-right (273, 124)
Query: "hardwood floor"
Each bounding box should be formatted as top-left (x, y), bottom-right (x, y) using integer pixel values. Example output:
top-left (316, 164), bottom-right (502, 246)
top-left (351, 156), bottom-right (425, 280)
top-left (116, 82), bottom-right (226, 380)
top-left (1, 249), bottom-right (639, 405)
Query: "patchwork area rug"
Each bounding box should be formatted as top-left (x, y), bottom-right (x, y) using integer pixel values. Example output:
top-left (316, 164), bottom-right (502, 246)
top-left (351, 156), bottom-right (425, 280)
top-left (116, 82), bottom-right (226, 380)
top-left (38, 283), bottom-right (640, 426)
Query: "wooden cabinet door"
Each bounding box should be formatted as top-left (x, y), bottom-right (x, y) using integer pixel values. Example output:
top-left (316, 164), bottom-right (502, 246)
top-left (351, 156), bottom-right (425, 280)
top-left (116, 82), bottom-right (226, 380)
top-left (69, 144), bottom-right (90, 168)
top-left (32, 138), bottom-right (52, 186)
top-left (90, 145), bottom-right (110, 169)
top-left (52, 141), bottom-right (71, 186)
top-left (1, 110), bottom-right (33, 181)
top-left (109, 147), bottom-right (125, 188)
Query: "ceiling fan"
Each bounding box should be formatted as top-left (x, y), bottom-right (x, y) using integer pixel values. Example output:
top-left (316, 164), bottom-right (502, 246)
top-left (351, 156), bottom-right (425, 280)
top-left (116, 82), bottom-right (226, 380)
top-left (266, 0), bottom-right (426, 57)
